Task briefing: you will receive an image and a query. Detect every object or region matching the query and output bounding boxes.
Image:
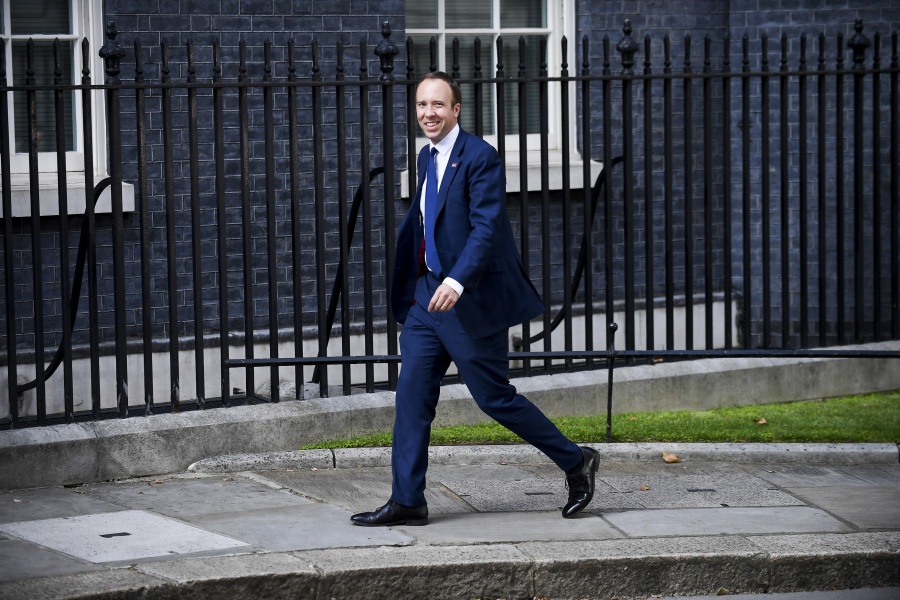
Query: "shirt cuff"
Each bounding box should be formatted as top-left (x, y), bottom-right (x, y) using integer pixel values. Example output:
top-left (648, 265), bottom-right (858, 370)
top-left (443, 277), bottom-right (464, 297)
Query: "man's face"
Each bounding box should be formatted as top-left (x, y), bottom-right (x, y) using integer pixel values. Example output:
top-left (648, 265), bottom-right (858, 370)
top-left (416, 78), bottom-right (460, 144)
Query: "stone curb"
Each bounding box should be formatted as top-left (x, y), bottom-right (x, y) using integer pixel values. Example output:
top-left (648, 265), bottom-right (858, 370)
top-left (187, 442), bottom-right (900, 473)
top-left (2, 533), bottom-right (898, 599)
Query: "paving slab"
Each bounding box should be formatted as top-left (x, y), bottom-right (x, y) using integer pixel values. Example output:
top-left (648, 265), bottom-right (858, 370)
top-left (184, 503), bottom-right (414, 551)
top-left (135, 551), bottom-right (318, 582)
top-left (435, 477), bottom-right (574, 512)
top-left (585, 459), bottom-right (738, 477)
top-left (396, 510), bottom-right (622, 545)
top-left (744, 464), bottom-right (900, 488)
top-left (259, 467), bottom-right (473, 514)
top-left (79, 475), bottom-right (314, 519)
top-left (602, 506), bottom-right (854, 537)
top-left (427, 462), bottom-right (549, 481)
top-left (779, 487), bottom-right (900, 530)
top-left (0, 487), bottom-right (125, 523)
top-left (134, 553), bottom-right (320, 600)
top-left (0, 510), bottom-right (248, 563)
top-left (0, 537), bottom-right (103, 583)
top-left (600, 473), bottom-right (804, 508)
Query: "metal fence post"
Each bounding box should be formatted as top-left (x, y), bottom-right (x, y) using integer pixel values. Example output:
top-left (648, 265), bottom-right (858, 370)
top-left (0, 43), bottom-right (17, 427)
top-left (849, 19), bottom-right (871, 342)
top-left (99, 22), bottom-right (128, 417)
top-left (617, 20), bottom-right (638, 356)
top-left (375, 21), bottom-right (400, 390)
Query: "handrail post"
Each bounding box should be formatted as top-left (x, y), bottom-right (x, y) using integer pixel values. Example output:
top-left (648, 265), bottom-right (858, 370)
top-left (605, 322), bottom-right (618, 443)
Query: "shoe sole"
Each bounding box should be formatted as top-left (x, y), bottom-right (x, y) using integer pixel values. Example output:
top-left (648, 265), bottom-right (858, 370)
top-left (351, 518), bottom-right (429, 527)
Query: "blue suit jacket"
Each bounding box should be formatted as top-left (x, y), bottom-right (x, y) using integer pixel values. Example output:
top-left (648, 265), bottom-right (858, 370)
top-left (392, 128), bottom-right (545, 339)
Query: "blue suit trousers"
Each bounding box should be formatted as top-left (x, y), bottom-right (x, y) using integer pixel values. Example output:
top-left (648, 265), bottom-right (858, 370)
top-left (390, 271), bottom-right (583, 508)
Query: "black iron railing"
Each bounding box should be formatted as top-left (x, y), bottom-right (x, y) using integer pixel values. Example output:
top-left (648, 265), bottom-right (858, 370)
top-left (1, 19), bottom-right (898, 428)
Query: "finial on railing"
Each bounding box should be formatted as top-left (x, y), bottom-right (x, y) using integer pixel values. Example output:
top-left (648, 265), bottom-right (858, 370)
top-left (848, 18), bottom-right (870, 69)
top-left (616, 19), bottom-right (639, 75)
top-left (607, 322), bottom-right (618, 352)
top-left (99, 21), bottom-right (125, 83)
top-left (374, 21), bottom-right (398, 81)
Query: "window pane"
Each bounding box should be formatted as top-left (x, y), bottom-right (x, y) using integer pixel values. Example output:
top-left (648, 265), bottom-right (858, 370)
top-left (13, 41), bottom-right (75, 153)
top-left (407, 0), bottom-right (438, 29)
top-left (445, 36), bottom-right (494, 136)
top-left (12, 0), bottom-right (71, 35)
top-left (446, 0), bottom-right (491, 29)
top-left (408, 35), bottom-right (439, 76)
top-left (500, 0), bottom-right (546, 28)
top-left (501, 35), bottom-right (543, 135)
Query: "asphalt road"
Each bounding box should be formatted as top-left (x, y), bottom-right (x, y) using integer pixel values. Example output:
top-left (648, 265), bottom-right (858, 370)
top-left (650, 588), bottom-right (900, 599)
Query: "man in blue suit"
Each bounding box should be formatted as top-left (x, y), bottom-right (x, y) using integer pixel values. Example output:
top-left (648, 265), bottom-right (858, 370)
top-left (351, 72), bottom-right (599, 527)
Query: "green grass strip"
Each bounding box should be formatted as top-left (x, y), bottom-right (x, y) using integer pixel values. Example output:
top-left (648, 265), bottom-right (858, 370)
top-left (300, 390), bottom-right (900, 449)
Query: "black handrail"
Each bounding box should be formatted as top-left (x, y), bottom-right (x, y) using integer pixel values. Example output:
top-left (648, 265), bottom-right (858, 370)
top-left (16, 177), bottom-right (111, 394)
top-left (312, 153), bottom-right (624, 384)
top-left (522, 155), bottom-right (624, 346)
top-left (311, 166), bottom-right (385, 384)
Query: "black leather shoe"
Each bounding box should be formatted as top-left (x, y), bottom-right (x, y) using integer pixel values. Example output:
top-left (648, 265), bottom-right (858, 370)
top-left (351, 500), bottom-right (428, 527)
top-left (562, 446), bottom-right (600, 518)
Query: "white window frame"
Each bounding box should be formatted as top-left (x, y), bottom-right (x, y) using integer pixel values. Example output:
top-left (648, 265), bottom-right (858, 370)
top-left (0, 0), bottom-right (129, 217)
top-left (403, 0), bottom-right (600, 195)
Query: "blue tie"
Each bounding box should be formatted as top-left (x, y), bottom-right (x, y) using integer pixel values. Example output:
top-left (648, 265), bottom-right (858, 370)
top-left (425, 147), bottom-right (442, 275)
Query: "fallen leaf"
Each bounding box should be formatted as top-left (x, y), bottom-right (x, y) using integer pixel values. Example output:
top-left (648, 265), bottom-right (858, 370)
top-left (152, 479), bottom-right (164, 484)
top-left (756, 418), bottom-right (767, 425)
top-left (662, 452), bottom-right (680, 463)
top-left (640, 485), bottom-right (651, 491)
top-left (629, 416), bottom-right (638, 421)
top-left (716, 587), bottom-right (730, 596)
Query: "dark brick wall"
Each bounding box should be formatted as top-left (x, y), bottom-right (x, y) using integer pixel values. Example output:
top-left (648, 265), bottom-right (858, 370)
top-left (575, 0), bottom-right (900, 348)
top-left (113, 0), bottom-right (405, 346)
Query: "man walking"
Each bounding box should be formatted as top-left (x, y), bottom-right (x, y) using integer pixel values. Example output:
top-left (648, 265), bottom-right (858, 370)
top-left (351, 72), bottom-right (599, 527)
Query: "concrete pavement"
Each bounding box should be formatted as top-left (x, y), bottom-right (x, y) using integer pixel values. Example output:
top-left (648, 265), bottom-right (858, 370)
top-left (1, 442), bottom-right (898, 599)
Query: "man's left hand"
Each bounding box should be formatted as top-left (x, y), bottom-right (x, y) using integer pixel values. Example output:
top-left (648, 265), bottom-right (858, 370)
top-left (428, 284), bottom-right (459, 312)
